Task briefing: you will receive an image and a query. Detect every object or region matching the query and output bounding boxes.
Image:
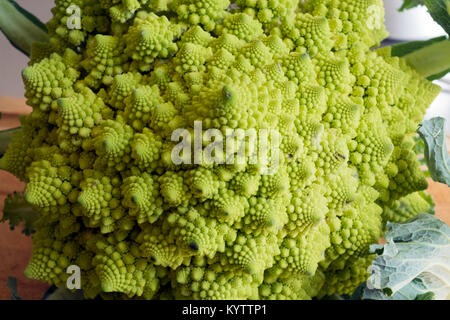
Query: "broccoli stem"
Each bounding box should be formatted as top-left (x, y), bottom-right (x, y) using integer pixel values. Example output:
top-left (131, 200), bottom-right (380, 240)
top-left (0, 0), bottom-right (49, 56)
top-left (403, 40), bottom-right (450, 78)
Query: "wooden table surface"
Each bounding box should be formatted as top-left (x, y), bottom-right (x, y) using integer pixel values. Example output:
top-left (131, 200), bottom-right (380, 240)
top-left (0, 97), bottom-right (449, 300)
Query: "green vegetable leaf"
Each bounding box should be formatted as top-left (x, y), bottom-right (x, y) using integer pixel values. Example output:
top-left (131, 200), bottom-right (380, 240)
top-left (390, 36), bottom-right (447, 58)
top-left (424, 0), bottom-right (450, 36)
top-left (413, 135), bottom-right (430, 176)
top-left (427, 67), bottom-right (450, 81)
top-left (417, 117), bottom-right (450, 186)
top-left (0, 0), bottom-right (48, 56)
top-left (403, 40), bottom-right (450, 79)
top-left (399, 0), bottom-right (424, 11)
top-left (363, 214), bottom-right (450, 300)
top-left (389, 36), bottom-right (450, 79)
top-left (0, 191), bottom-right (37, 236)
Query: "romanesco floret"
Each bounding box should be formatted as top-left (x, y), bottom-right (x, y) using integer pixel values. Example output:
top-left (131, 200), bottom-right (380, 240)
top-left (1, 0), bottom-right (442, 299)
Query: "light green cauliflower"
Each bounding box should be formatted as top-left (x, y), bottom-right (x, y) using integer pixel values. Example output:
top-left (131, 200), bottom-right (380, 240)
top-left (0, 0), bottom-right (441, 299)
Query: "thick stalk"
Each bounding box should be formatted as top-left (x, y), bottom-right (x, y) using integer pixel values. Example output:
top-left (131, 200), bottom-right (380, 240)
top-left (0, 0), bottom-right (49, 56)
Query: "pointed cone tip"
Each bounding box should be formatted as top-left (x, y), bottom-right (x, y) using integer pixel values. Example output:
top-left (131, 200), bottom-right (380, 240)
top-left (24, 190), bottom-right (37, 206)
top-left (23, 265), bottom-right (34, 279)
top-left (101, 280), bottom-right (114, 293)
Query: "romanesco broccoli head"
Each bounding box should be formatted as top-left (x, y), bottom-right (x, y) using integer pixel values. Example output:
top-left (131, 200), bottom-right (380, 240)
top-left (1, 0), bottom-right (442, 299)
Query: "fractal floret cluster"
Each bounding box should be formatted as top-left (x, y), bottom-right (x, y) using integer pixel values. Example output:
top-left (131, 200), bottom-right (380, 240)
top-left (1, 0), bottom-right (441, 299)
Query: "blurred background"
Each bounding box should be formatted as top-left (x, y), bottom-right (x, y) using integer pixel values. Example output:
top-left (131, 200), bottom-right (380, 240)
top-left (0, 0), bottom-right (449, 130)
